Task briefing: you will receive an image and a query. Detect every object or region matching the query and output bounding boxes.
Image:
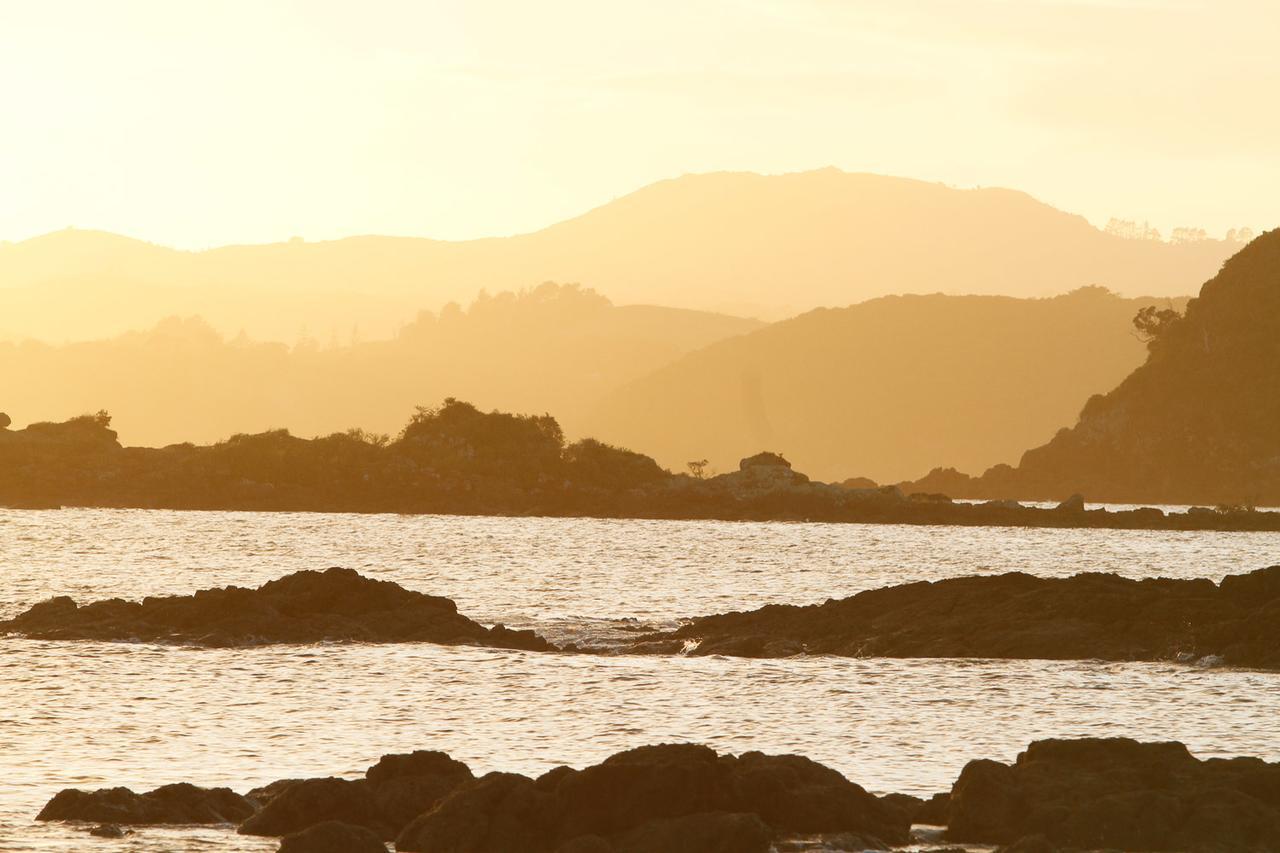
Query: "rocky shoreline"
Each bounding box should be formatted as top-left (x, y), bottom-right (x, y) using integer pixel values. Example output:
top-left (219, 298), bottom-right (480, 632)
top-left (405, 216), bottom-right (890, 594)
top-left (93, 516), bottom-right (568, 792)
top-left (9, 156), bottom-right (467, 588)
top-left (34, 738), bottom-right (1280, 852)
top-left (628, 565), bottom-right (1280, 670)
top-left (4, 412), bottom-right (1280, 533)
top-left (0, 567), bottom-right (553, 651)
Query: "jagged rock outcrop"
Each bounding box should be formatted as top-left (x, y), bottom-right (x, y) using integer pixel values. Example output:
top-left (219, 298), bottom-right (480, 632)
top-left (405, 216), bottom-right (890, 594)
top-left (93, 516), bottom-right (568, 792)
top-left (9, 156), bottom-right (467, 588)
top-left (633, 565), bottom-right (1280, 669)
top-left (37, 782), bottom-right (255, 825)
top-left (0, 567), bottom-right (554, 651)
top-left (395, 743), bottom-right (908, 852)
top-left (944, 738), bottom-right (1280, 851)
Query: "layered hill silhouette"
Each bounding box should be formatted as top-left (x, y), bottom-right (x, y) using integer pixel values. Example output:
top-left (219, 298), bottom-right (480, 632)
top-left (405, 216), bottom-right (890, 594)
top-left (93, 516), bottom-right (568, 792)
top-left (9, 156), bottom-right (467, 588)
top-left (586, 287), bottom-right (1186, 484)
top-left (0, 283), bottom-right (758, 449)
top-left (0, 169), bottom-right (1238, 341)
top-left (910, 230), bottom-right (1280, 505)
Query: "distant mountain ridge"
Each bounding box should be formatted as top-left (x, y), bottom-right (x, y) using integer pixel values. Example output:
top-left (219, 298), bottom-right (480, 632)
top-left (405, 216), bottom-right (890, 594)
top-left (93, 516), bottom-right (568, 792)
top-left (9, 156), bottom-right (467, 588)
top-left (585, 287), bottom-right (1188, 484)
top-left (0, 169), bottom-right (1240, 342)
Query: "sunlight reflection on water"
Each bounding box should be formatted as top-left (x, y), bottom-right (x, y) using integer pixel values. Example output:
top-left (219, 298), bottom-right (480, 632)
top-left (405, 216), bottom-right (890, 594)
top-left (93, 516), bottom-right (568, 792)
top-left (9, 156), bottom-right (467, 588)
top-left (1, 508), bottom-right (1277, 850)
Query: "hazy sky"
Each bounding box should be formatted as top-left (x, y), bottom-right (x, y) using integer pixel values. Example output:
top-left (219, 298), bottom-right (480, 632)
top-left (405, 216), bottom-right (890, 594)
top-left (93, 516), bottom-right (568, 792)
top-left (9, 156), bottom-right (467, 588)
top-left (2, 0), bottom-right (1274, 248)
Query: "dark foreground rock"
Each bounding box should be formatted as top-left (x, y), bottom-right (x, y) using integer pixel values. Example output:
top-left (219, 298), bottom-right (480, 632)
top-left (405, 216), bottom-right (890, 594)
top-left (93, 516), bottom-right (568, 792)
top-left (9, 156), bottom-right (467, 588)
top-left (636, 565), bottom-right (1280, 669)
top-left (277, 820), bottom-right (388, 853)
top-left (395, 743), bottom-right (908, 852)
top-left (38, 739), bottom-right (1280, 852)
top-left (240, 750), bottom-right (474, 839)
top-left (0, 567), bottom-right (554, 651)
top-left (943, 738), bottom-right (1280, 851)
top-left (37, 782), bottom-right (255, 825)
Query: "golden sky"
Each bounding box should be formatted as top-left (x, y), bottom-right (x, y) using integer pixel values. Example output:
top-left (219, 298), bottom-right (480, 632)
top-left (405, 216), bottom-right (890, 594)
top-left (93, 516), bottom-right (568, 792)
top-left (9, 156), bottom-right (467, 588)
top-left (1, 0), bottom-right (1274, 248)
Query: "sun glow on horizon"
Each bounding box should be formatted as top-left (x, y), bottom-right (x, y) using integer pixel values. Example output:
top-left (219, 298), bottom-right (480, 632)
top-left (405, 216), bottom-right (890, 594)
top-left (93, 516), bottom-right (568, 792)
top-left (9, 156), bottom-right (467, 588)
top-left (1, 0), bottom-right (1275, 248)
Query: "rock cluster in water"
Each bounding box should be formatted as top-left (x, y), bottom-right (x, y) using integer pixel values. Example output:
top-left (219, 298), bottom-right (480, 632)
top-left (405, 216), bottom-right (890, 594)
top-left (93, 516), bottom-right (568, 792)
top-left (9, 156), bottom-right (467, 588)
top-left (634, 565), bottom-right (1280, 669)
top-left (0, 567), bottom-right (553, 651)
top-left (37, 743), bottom-right (908, 852)
top-left (35, 738), bottom-right (1280, 852)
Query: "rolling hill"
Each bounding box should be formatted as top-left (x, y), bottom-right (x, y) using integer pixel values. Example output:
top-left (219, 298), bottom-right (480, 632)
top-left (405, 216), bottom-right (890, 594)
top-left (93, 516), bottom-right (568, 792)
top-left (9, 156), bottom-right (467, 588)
top-left (0, 169), bottom-right (1237, 342)
top-left (584, 287), bottom-right (1187, 484)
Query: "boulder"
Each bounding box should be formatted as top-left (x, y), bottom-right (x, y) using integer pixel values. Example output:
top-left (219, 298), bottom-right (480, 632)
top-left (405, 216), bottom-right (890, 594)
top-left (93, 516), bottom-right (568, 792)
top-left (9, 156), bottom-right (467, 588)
top-left (551, 744), bottom-right (729, 839)
top-left (37, 782), bottom-right (255, 825)
top-left (395, 772), bottom-right (554, 853)
top-left (945, 738), bottom-right (1280, 851)
top-left (876, 792), bottom-right (924, 826)
top-left (725, 751), bottom-right (899, 840)
top-left (915, 791), bottom-right (950, 825)
top-left (396, 744), bottom-right (907, 852)
top-left (365, 750), bottom-right (474, 833)
top-left (277, 820), bottom-right (388, 853)
top-left (239, 750), bottom-right (473, 841)
top-left (945, 759), bottom-right (1020, 842)
top-left (247, 778), bottom-right (304, 808)
top-left (239, 777), bottom-right (387, 839)
top-left (1054, 494), bottom-right (1085, 513)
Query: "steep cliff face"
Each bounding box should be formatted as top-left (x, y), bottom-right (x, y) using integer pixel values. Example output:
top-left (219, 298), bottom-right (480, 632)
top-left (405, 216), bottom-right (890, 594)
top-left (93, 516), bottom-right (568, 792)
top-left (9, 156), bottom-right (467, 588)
top-left (991, 230), bottom-right (1280, 504)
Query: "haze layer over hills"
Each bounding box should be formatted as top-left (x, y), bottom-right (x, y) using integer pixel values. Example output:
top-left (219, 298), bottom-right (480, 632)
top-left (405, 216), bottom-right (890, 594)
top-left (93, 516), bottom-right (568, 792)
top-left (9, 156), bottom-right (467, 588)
top-left (0, 284), bottom-right (759, 449)
top-left (0, 169), bottom-right (1238, 341)
top-left (585, 288), bottom-right (1186, 484)
top-left (928, 230), bottom-right (1280, 505)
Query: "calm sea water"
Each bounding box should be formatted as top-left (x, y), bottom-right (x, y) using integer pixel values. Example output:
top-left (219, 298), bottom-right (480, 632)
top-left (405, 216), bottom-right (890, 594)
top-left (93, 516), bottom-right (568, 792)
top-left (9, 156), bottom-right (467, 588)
top-left (1, 508), bottom-right (1278, 851)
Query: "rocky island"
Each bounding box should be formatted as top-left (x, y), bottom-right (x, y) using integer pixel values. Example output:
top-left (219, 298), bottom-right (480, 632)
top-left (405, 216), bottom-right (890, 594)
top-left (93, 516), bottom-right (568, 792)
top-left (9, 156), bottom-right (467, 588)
top-left (0, 567), bottom-right (553, 651)
top-left (631, 565), bottom-right (1280, 670)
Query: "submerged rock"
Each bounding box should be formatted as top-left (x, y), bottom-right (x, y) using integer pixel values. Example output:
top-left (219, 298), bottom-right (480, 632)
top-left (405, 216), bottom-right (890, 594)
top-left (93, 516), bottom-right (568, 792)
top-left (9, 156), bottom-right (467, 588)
top-left (38, 782), bottom-right (255, 825)
top-left (0, 567), bottom-right (556, 651)
top-left (87, 823), bottom-right (131, 837)
top-left (636, 565), bottom-right (1280, 669)
top-left (395, 743), bottom-right (906, 852)
top-left (944, 737), bottom-right (1280, 851)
